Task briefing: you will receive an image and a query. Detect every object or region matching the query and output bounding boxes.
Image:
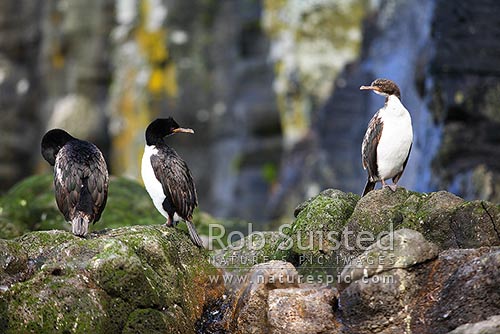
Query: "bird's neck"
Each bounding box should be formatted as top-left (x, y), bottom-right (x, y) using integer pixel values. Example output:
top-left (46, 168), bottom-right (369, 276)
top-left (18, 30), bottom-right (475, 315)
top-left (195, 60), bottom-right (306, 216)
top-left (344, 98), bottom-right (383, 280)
top-left (382, 95), bottom-right (407, 117)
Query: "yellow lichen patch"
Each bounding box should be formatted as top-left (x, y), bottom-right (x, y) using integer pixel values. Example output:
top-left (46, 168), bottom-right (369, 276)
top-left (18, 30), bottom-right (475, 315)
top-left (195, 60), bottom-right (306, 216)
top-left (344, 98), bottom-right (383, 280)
top-left (147, 63), bottom-right (178, 97)
top-left (111, 69), bottom-right (151, 178)
top-left (51, 44), bottom-right (65, 69)
top-left (109, 0), bottom-right (179, 178)
top-left (163, 62), bottom-right (178, 97)
top-left (135, 0), bottom-right (178, 99)
top-left (148, 68), bottom-right (166, 94)
top-left (263, 0), bottom-right (368, 148)
top-left (135, 29), bottom-right (168, 64)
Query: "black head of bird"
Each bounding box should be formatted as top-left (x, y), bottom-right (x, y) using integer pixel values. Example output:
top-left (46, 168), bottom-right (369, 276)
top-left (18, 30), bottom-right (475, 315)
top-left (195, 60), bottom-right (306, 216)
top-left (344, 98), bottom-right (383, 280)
top-left (360, 78), bottom-right (401, 100)
top-left (41, 129), bottom-right (75, 166)
top-left (145, 117), bottom-right (194, 146)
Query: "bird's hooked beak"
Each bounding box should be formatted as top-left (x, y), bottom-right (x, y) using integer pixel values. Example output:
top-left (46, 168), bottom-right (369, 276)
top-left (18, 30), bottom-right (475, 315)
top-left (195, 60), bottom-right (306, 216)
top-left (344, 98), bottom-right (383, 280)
top-left (172, 127), bottom-right (195, 134)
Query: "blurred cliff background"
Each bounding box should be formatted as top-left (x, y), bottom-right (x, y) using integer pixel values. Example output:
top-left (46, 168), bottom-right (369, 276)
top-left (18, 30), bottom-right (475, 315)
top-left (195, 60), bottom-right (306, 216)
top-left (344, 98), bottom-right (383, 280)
top-left (1, 0), bottom-right (499, 226)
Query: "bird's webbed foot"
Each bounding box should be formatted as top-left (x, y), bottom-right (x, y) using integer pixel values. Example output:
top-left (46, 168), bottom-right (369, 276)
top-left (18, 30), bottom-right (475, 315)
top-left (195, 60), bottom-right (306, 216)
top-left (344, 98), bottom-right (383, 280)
top-left (387, 184), bottom-right (398, 192)
top-left (381, 179), bottom-right (397, 192)
top-left (165, 216), bottom-right (175, 227)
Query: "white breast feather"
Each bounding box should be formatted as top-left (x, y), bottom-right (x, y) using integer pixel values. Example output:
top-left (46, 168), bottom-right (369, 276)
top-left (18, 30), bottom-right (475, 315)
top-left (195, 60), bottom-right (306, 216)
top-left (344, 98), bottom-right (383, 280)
top-left (376, 96), bottom-right (413, 180)
top-left (141, 145), bottom-right (169, 219)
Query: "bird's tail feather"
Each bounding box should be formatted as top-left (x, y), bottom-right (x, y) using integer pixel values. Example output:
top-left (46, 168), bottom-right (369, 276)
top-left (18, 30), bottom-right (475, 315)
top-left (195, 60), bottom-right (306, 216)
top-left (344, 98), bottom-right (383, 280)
top-left (186, 221), bottom-right (203, 248)
top-left (362, 180), bottom-right (376, 197)
top-left (72, 212), bottom-right (90, 237)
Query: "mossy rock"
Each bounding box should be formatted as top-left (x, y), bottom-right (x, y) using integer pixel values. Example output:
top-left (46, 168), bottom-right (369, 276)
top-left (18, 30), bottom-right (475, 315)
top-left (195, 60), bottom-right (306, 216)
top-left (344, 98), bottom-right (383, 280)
top-left (99, 177), bottom-right (162, 228)
top-left (0, 239), bottom-right (28, 286)
top-left (341, 188), bottom-right (500, 259)
top-left (0, 174), bottom-right (63, 237)
top-left (0, 175), bottom-right (160, 239)
top-left (215, 189), bottom-right (360, 279)
top-left (212, 232), bottom-right (298, 276)
top-left (122, 308), bottom-right (190, 334)
top-left (0, 225), bottom-right (224, 333)
top-left (191, 210), bottom-right (250, 250)
top-left (341, 188), bottom-right (426, 254)
top-left (289, 189), bottom-right (359, 254)
top-left (0, 175), bottom-right (227, 240)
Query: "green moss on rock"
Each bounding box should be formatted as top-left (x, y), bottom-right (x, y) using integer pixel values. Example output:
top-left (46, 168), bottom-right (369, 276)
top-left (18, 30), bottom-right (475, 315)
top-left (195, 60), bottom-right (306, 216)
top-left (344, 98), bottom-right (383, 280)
top-left (99, 177), bottom-right (162, 228)
top-left (16, 230), bottom-right (79, 261)
top-left (0, 217), bottom-right (26, 240)
top-left (0, 175), bottom-right (227, 247)
top-left (346, 188), bottom-right (422, 239)
top-left (0, 174), bottom-right (65, 236)
top-left (191, 210), bottom-right (250, 249)
top-left (341, 188), bottom-right (500, 260)
top-left (0, 239), bottom-right (28, 285)
top-left (0, 175), bottom-right (180, 239)
top-left (5, 273), bottom-right (117, 334)
top-left (1, 225), bottom-right (224, 333)
top-left (123, 309), bottom-right (167, 334)
top-left (213, 232), bottom-right (296, 274)
top-left (215, 189), bottom-right (360, 279)
top-left (289, 189), bottom-right (359, 255)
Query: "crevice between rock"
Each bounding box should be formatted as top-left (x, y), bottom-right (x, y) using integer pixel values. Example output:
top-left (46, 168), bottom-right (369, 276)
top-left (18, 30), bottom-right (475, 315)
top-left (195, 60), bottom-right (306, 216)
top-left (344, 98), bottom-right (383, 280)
top-left (481, 201), bottom-right (500, 241)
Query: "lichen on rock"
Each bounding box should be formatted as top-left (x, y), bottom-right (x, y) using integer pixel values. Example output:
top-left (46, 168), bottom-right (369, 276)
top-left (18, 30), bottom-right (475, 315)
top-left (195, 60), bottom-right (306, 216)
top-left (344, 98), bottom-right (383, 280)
top-left (0, 225), bottom-right (223, 334)
top-left (340, 228), bottom-right (439, 284)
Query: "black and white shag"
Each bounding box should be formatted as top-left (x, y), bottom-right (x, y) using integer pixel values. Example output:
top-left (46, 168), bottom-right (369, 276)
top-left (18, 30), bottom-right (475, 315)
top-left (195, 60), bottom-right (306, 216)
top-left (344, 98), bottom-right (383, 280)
top-left (141, 117), bottom-right (203, 247)
top-left (360, 78), bottom-right (413, 196)
top-left (41, 129), bottom-right (109, 236)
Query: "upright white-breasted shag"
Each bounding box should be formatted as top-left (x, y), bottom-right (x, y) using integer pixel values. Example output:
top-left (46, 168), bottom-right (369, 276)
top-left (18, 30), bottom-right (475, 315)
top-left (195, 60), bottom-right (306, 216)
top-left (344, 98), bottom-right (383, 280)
top-left (41, 129), bottom-right (109, 236)
top-left (360, 78), bottom-right (413, 196)
top-left (141, 117), bottom-right (203, 247)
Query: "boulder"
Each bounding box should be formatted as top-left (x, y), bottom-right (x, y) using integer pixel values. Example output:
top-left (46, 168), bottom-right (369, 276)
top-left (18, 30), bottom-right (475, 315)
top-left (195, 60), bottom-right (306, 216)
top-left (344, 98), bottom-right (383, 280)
top-left (339, 246), bottom-right (500, 334)
top-left (204, 260), bottom-right (340, 334)
top-left (268, 286), bottom-right (339, 334)
top-left (231, 261), bottom-right (299, 333)
top-left (446, 315), bottom-right (500, 334)
top-left (214, 187), bottom-right (499, 287)
top-left (287, 189), bottom-right (359, 277)
top-left (211, 232), bottom-right (298, 289)
top-left (340, 228), bottom-right (439, 285)
top-left (0, 226), bottom-right (223, 333)
top-left (423, 249), bottom-right (500, 333)
top-left (290, 189), bottom-right (359, 254)
top-left (340, 188), bottom-right (500, 259)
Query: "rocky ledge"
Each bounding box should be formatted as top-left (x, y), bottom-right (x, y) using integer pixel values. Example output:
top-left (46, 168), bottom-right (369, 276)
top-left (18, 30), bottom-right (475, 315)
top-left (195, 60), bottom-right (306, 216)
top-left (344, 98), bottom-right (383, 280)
top-left (208, 187), bottom-right (500, 333)
top-left (0, 226), bottom-right (223, 333)
top-left (1, 176), bottom-right (500, 333)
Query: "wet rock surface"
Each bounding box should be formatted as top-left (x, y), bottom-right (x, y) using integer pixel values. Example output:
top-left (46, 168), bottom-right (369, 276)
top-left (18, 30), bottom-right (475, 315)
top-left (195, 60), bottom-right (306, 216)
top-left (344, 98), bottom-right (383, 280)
top-left (422, 249), bottom-right (500, 333)
top-left (338, 239), bottom-right (500, 333)
top-left (231, 261), bottom-right (299, 333)
top-left (199, 260), bottom-right (340, 334)
top-left (430, 0), bottom-right (500, 204)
